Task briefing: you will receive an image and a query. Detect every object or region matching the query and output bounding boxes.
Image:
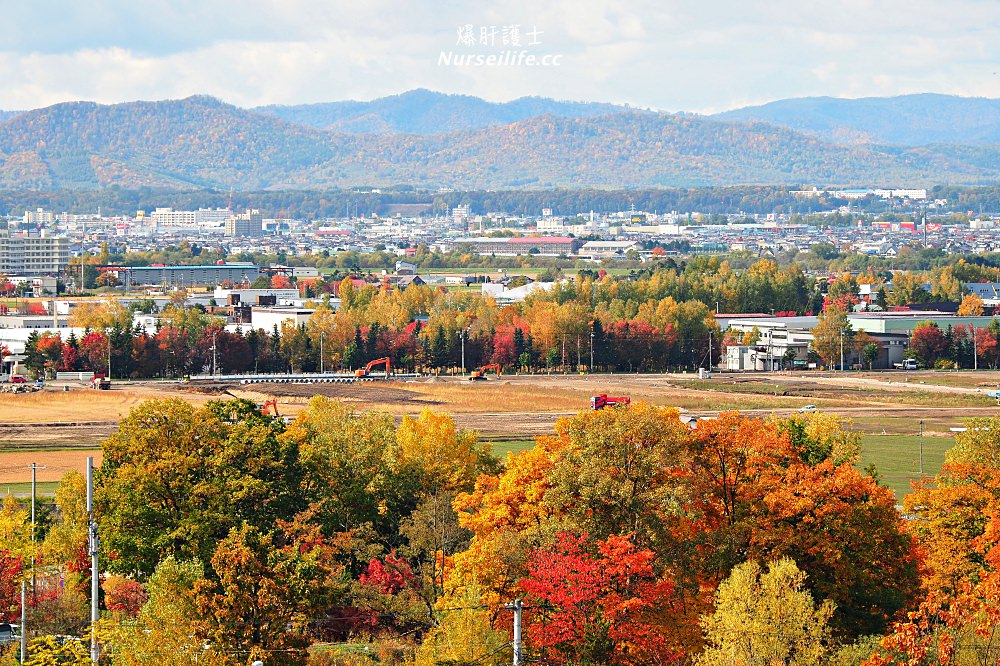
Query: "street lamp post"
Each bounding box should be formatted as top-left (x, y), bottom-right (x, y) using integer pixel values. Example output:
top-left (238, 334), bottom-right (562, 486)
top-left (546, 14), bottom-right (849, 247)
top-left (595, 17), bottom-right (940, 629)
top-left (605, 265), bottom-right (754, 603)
top-left (590, 331), bottom-right (594, 372)
top-left (460, 329), bottom-right (466, 376)
top-left (320, 332), bottom-right (325, 374)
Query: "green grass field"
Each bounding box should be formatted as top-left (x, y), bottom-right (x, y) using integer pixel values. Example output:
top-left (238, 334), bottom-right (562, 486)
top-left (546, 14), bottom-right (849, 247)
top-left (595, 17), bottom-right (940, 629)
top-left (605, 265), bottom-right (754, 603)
top-left (860, 434), bottom-right (952, 501)
top-left (0, 481), bottom-right (60, 496)
top-left (489, 439), bottom-right (535, 459)
top-left (484, 434), bottom-right (954, 503)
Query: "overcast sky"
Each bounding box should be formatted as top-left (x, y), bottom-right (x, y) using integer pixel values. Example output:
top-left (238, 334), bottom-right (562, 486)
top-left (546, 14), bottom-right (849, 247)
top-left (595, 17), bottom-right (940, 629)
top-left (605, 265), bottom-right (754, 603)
top-left (3, 0), bottom-right (998, 112)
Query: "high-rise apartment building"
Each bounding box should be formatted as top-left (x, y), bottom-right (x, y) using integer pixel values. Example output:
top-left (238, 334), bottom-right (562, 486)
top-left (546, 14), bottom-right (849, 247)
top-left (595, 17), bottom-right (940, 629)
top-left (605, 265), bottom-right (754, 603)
top-left (225, 209), bottom-right (263, 237)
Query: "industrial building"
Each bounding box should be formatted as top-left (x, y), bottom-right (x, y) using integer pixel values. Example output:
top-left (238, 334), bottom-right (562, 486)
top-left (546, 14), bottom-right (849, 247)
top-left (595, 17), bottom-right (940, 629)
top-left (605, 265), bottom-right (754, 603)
top-left (250, 306), bottom-right (315, 332)
top-left (458, 236), bottom-right (581, 256)
top-left (121, 264), bottom-right (261, 287)
top-left (722, 312), bottom-right (996, 371)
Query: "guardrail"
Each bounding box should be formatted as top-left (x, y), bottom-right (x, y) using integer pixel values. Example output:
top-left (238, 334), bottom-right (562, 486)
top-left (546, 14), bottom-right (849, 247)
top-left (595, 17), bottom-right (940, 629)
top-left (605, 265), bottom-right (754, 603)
top-left (188, 372), bottom-right (422, 383)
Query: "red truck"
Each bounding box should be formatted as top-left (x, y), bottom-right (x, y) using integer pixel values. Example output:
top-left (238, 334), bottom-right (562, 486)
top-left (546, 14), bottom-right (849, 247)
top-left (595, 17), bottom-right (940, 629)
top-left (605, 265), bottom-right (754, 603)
top-left (590, 394), bottom-right (631, 410)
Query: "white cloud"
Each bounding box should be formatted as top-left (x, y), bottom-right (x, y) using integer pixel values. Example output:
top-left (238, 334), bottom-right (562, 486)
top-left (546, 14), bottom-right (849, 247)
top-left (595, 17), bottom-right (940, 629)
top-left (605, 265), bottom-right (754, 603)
top-left (0, 0), bottom-right (997, 111)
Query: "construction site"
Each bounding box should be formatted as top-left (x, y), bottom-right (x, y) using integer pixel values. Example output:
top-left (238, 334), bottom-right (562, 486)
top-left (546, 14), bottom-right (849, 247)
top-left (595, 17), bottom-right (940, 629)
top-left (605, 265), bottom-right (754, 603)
top-left (1, 367), bottom-right (999, 498)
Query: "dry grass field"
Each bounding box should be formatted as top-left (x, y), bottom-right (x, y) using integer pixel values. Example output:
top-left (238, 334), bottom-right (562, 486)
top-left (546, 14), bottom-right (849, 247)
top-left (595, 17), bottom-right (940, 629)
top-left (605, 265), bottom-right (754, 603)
top-left (0, 383), bottom-right (211, 423)
top-left (1, 370), bottom-right (995, 492)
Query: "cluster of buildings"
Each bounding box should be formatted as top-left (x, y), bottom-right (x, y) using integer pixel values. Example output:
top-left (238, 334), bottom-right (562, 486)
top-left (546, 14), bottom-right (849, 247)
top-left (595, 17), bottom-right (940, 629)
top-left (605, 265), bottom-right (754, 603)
top-left (0, 194), bottom-right (997, 374)
top-left (1, 188), bottom-right (996, 288)
top-left (719, 311), bottom-right (985, 371)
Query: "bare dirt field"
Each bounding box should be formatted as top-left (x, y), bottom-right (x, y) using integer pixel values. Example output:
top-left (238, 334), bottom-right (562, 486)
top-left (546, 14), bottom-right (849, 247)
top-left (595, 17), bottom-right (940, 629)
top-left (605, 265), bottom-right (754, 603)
top-left (0, 382), bottom-right (211, 424)
top-left (0, 448), bottom-right (102, 484)
top-left (2, 371), bottom-right (997, 488)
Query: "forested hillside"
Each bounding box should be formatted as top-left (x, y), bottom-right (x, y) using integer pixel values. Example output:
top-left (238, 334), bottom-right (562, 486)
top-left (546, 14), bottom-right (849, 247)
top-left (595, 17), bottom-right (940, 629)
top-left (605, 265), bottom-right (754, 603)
top-left (1, 96), bottom-right (999, 190)
top-left (254, 88), bottom-right (626, 133)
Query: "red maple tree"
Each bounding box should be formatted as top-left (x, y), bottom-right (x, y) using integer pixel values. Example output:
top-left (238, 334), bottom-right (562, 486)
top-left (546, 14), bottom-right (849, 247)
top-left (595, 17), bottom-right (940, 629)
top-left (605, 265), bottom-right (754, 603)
top-left (519, 532), bottom-right (681, 666)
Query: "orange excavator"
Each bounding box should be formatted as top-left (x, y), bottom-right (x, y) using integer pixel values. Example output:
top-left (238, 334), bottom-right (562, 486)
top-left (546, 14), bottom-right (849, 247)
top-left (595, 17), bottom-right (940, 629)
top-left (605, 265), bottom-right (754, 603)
top-left (355, 357), bottom-right (392, 378)
top-left (591, 394), bottom-right (631, 410)
top-left (469, 364), bottom-right (502, 381)
top-left (260, 399), bottom-right (280, 417)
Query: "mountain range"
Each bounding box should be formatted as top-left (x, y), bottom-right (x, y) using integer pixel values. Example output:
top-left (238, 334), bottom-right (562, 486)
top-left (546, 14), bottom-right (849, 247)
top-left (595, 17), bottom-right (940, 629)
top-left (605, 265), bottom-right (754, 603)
top-left (0, 91), bottom-right (997, 190)
top-left (713, 93), bottom-right (1000, 146)
top-left (254, 88), bottom-right (625, 134)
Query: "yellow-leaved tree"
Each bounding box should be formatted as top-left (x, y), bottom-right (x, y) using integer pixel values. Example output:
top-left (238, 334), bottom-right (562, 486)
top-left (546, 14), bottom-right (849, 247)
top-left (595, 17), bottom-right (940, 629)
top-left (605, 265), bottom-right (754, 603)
top-left (958, 293), bottom-right (985, 316)
top-left (396, 409), bottom-right (492, 495)
top-left (68, 298), bottom-right (134, 330)
top-left (699, 557), bottom-right (834, 666)
top-left (414, 585), bottom-right (508, 666)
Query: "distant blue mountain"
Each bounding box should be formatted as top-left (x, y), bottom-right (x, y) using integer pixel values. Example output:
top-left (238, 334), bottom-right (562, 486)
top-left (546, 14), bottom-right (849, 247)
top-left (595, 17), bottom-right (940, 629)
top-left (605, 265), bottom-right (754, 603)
top-left (253, 88), bottom-right (629, 134)
top-left (713, 93), bottom-right (1000, 146)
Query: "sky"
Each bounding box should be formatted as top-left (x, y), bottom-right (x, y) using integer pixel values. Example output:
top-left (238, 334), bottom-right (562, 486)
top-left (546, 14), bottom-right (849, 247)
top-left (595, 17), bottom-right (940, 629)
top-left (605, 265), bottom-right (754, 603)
top-left (3, 0), bottom-right (998, 112)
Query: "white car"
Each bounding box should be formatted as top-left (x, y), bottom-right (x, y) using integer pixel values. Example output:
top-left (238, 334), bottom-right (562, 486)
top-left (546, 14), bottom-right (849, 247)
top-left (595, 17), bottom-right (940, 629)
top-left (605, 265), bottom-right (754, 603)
top-left (798, 405), bottom-right (817, 413)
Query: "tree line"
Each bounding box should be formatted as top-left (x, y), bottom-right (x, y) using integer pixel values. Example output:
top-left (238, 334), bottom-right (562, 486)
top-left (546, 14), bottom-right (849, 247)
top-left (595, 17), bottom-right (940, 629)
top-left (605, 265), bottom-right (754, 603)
top-left (5, 184), bottom-right (1000, 221)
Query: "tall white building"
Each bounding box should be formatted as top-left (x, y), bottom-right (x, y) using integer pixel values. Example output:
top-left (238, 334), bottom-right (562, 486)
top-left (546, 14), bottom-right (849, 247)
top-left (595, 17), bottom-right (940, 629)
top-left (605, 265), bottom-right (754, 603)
top-left (151, 207), bottom-right (231, 227)
top-left (0, 228), bottom-right (70, 275)
top-left (452, 205), bottom-right (470, 224)
top-left (23, 208), bottom-right (54, 225)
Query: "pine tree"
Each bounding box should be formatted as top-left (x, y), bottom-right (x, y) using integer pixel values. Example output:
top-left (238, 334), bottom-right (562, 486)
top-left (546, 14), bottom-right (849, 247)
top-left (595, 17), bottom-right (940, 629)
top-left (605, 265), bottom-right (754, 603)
top-left (431, 325), bottom-right (448, 370)
top-left (876, 286), bottom-right (889, 310)
top-left (591, 318), bottom-right (607, 369)
top-left (366, 323), bottom-right (380, 361)
top-left (354, 327), bottom-right (365, 364)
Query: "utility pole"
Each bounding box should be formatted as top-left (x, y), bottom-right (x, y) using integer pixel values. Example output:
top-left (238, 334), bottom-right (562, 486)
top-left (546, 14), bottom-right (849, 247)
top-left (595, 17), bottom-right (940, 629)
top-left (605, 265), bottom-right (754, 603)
top-left (576, 335), bottom-right (580, 369)
top-left (504, 599), bottom-right (523, 666)
top-left (836, 329), bottom-right (842, 372)
top-left (19, 576), bottom-right (25, 662)
top-left (919, 419), bottom-right (924, 476)
top-left (87, 456), bottom-right (99, 664)
top-left (107, 331), bottom-right (112, 380)
top-left (320, 332), bottom-right (325, 374)
top-left (212, 331), bottom-right (218, 377)
top-left (974, 325), bottom-right (978, 371)
top-left (19, 463), bottom-right (42, 662)
top-left (709, 330), bottom-right (713, 370)
top-left (590, 331), bottom-right (594, 372)
top-left (29, 463), bottom-right (45, 597)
